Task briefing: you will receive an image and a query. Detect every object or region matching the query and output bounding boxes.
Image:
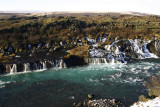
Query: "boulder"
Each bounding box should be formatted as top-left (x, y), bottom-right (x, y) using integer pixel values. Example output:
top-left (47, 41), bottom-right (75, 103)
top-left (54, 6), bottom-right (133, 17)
top-left (148, 40), bottom-right (160, 56)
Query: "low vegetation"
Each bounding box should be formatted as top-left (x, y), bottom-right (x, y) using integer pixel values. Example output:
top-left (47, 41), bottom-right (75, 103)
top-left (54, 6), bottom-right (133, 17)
top-left (67, 45), bottom-right (90, 58)
top-left (0, 13), bottom-right (160, 63)
top-left (0, 14), bottom-right (160, 48)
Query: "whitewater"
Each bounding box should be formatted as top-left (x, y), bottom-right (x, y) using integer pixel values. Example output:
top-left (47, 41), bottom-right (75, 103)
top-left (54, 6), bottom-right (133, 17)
top-left (0, 58), bottom-right (160, 106)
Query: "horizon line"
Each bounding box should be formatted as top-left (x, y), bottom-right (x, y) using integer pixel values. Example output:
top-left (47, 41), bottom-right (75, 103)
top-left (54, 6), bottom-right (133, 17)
top-left (0, 10), bottom-right (159, 16)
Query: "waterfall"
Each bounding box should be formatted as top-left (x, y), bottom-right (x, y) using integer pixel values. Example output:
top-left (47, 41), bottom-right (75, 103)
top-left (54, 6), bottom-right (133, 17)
top-left (128, 39), bottom-right (143, 54)
top-left (128, 39), bottom-right (158, 59)
top-left (111, 57), bottom-right (115, 64)
top-left (3, 59), bottom-right (67, 74)
top-left (104, 58), bottom-right (107, 64)
top-left (55, 60), bottom-right (59, 67)
top-left (143, 40), bottom-right (150, 53)
top-left (3, 39), bottom-right (158, 74)
top-left (59, 59), bottom-right (63, 68)
top-left (86, 58), bottom-right (109, 64)
top-left (59, 59), bottom-right (67, 68)
top-left (42, 61), bottom-right (47, 70)
top-left (105, 45), bottom-right (111, 52)
top-left (10, 64), bottom-right (17, 74)
top-left (63, 63), bottom-right (67, 68)
top-left (51, 60), bottom-right (55, 66)
top-left (114, 45), bottom-right (120, 54)
top-left (48, 61), bottom-right (54, 67)
top-left (24, 63), bottom-right (30, 72)
top-left (33, 63), bottom-right (38, 70)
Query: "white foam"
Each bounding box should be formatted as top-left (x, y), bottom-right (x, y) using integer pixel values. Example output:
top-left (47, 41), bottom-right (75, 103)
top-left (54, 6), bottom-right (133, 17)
top-left (131, 97), bottom-right (160, 107)
top-left (88, 78), bottom-right (100, 85)
top-left (0, 80), bottom-right (11, 88)
top-left (129, 39), bottom-right (158, 59)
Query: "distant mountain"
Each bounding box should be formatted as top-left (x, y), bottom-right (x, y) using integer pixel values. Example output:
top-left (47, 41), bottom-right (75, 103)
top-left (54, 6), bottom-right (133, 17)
top-left (0, 11), bottom-right (157, 19)
top-left (40, 11), bottom-right (151, 16)
top-left (0, 10), bottom-right (44, 13)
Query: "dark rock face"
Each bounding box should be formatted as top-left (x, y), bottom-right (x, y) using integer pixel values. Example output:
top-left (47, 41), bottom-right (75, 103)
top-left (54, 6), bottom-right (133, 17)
top-left (0, 64), bottom-right (6, 74)
top-left (116, 40), bottom-right (133, 52)
top-left (116, 40), bottom-right (138, 59)
top-left (148, 40), bottom-right (160, 56)
top-left (64, 55), bottom-right (87, 67)
top-left (17, 64), bottom-right (24, 72)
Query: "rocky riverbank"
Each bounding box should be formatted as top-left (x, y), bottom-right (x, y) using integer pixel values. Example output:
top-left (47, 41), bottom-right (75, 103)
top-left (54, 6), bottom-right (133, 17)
top-left (131, 75), bottom-right (160, 107)
top-left (73, 99), bottom-right (124, 107)
top-left (73, 94), bottom-right (124, 107)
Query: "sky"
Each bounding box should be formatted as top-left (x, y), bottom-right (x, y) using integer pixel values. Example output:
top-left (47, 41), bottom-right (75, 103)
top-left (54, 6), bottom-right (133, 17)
top-left (0, 0), bottom-right (160, 15)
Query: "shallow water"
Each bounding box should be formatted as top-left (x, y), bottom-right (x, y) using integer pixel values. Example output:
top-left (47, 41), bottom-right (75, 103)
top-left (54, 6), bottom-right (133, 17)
top-left (0, 58), bottom-right (160, 107)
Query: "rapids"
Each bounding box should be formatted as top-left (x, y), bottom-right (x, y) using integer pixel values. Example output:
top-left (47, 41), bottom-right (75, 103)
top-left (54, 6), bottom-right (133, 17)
top-left (0, 58), bottom-right (160, 106)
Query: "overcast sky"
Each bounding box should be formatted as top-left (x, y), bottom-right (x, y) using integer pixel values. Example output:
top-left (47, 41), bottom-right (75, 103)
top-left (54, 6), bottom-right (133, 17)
top-left (0, 0), bottom-right (159, 15)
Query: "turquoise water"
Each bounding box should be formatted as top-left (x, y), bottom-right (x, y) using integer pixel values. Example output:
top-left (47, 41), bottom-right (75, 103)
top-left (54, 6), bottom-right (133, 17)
top-left (0, 59), bottom-right (160, 107)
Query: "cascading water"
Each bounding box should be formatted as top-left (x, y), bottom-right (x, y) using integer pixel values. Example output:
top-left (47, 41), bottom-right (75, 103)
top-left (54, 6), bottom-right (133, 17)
top-left (104, 45), bottom-right (112, 52)
top-left (55, 60), bottom-right (59, 67)
top-left (33, 62), bottom-right (38, 70)
top-left (6, 59), bottom-right (67, 74)
top-left (24, 63), bottom-right (30, 72)
top-left (155, 41), bottom-right (160, 51)
top-left (2, 39), bottom-right (159, 74)
top-left (59, 59), bottom-right (63, 68)
top-left (42, 61), bottom-right (47, 70)
top-left (59, 59), bottom-right (67, 68)
top-left (89, 39), bottom-right (158, 64)
top-left (86, 58), bottom-right (108, 64)
top-left (63, 63), bottom-right (67, 68)
top-left (1, 37), bottom-right (160, 107)
top-left (10, 64), bottom-right (17, 74)
top-left (111, 56), bottom-right (115, 64)
top-left (1, 58), bottom-right (160, 107)
top-left (129, 39), bottom-right (158, 59)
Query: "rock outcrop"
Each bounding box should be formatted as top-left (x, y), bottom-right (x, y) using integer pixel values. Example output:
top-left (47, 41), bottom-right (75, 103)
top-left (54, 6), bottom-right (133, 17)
top-left (132, 75), bottom-right (160, 106)
top-left (148, 40), bottom-right (160, 56)
top-left (73, 99), bottom-right (124, 107)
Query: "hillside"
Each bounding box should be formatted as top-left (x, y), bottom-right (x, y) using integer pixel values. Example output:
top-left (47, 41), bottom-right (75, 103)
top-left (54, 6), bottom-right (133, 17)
top-left (0, 12), bottom-right (160, 53)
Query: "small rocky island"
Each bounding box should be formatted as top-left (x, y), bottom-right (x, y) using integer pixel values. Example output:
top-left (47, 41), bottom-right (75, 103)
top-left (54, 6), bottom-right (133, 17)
top-left (0, 13), bottom-right (160, 107)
